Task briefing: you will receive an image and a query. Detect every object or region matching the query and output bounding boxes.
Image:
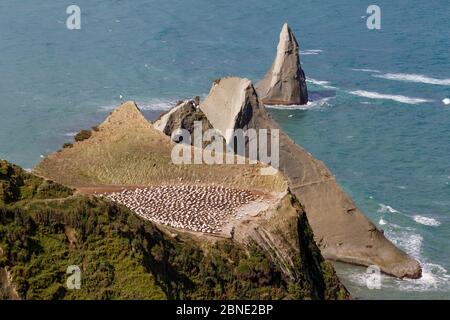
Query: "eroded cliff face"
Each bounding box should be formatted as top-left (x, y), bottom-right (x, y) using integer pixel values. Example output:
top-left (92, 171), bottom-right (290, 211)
top-left (256, 23), bottom-right (308, 105)
top-left (232, 193), bottom-right (348, 299)
top-left (153, 99), bottom-right (212, 140)
top-left (184, 76), bottom-right (421, 279)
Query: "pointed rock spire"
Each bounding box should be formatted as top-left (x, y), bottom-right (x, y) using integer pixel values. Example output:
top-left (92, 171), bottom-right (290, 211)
top-left (256, 23), bottom-right (308, 105)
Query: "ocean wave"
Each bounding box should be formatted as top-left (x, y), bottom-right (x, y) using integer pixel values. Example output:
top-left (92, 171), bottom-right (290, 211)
top-left (374, 73), bottom-right (450, 86)
top-left (301, 49), bottom-right (323, 55)
top-left (348, 90), bottom-right (432, 105)
top-left (413, 215), bottom-right (441, 227)
top-left (386, 228), bottom-right (450, 291)
top-left (306, 78), bottom-right (337, 89)
top-left (388, 230), bottom-right (423, 258)
top-left (98, 99), bottom-right (176, 112)
top-left (351, 68), bottom-right (381, 73)
top-left (344, 260), bottom-right (450, 293)
top-left (345, 204), bottom-right (450, 292)
top-left (138, 99), bottom-right (176, 111)
top-left (443, 98), bottom-right (450, 105)
top-left (374, 214), bottom-right (450, 292)
top-left (265, 97), bottom-right (333, 110)
top-left (377, 203), bottom-right (400, 214)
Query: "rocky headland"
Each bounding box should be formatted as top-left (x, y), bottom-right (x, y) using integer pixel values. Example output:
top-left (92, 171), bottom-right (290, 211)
top-left (0, 22), bottom-right (421, 300)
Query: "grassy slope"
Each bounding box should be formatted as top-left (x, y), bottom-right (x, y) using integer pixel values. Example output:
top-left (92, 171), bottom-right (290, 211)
top-left (34, 101), bottom-right (287, 192)
top-left (0, 160), bottom-right (348, 299)
top-left (0, 160), bottom-right (73, 205)
top-left (14, 102), bottom-right (350, 299)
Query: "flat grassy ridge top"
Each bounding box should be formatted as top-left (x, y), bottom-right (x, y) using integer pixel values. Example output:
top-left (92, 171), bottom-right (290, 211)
top-left (34, 101), bottom-right (287, 192)
top-left (0, 161), bottom-right (349, 300)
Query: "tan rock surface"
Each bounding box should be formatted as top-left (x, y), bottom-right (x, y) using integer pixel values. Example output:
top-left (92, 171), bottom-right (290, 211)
top-left (256, 23), bottom-right (308, 105)
top-left (200, 76), bottom-right (421, 279)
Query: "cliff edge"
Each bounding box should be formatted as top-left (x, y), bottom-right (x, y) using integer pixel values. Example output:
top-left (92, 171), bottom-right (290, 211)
top-left (29, 103), bottom-right (349, 299)
top-left (193, 77), bottom-right (421, 279)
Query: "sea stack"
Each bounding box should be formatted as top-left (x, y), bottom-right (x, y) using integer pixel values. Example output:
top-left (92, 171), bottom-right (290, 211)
top-left (256, 23), bottom-right (308, 105)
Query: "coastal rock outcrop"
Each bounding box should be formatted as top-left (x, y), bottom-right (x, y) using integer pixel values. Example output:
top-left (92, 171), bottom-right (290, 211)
top-left (199, 77), bottom-right (265, 144)
top-left (154, 100), bottom-right (212, 140)
top-left (196, 76), bottom-right (421, 279)
top-left (256, 23), bottom-right (308, 105)
top-left (29, 102), bottom-right (350, 299)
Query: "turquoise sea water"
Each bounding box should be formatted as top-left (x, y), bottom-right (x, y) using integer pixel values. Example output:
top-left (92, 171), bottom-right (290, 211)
top-left (0, 0), bottom-right (449, 299)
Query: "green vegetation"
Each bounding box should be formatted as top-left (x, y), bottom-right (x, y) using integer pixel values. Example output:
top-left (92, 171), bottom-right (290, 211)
top-left (0, 196), bottom-right (296, 300)
top-left (74, 130), bottom-right (92, 142)
top-left (0, 160), bottom-right (73, 206)
top-left (0, 160), bottom-right (348, 300)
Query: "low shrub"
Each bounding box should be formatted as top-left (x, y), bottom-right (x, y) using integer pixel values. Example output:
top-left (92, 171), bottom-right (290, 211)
top-left (62, 143), bottom-right (73, 149)
top-left (74, 130), bottom-right (92, 142)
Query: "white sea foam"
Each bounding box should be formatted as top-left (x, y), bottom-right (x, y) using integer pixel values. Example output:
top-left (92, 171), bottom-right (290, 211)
top-left (443, 98), bottom-right (450, 105)
top-left (306, 78), bottom-right (329, 86)
top-left (265, 97), bottom-right (333, 110)
top-left (138, 99), bottom-right (175, 111)
top-left (389, 230), bottom-right (423, 258)
top-left (301, 49), bottom-right (323, 55)
top-left (64, 132), bottom-right (77, 137)
top-left (377, 203), bottom-right (400, 214)
top-left (413, 215), bottom-right (441, 227)
top-left (351, 68), bottom-right (381, 73)
top-left (340, 234), bottom-right (449, 292)
top-left (374, 73), bottom-right (450, 86)
top-left (374, 213), bottom-right (450, 292)
top-left (306, 78), bottom-right (337, 89)
top-left (99, 99), bottom-right (175, 112)
top-left (386, 228), bottom-right (450, 291)
top-left (345, 203), bottom-right (450, 292)
top-left (348, 90), bottom-right (432, 105)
